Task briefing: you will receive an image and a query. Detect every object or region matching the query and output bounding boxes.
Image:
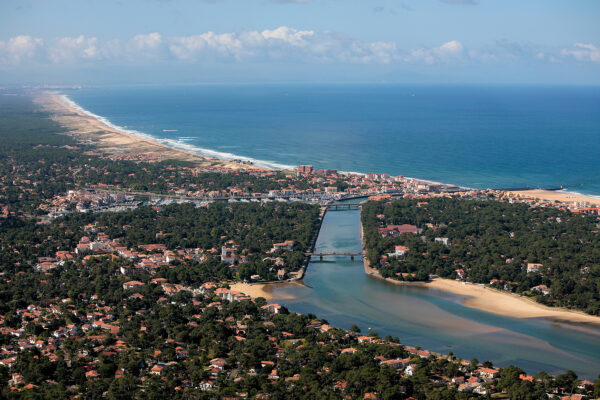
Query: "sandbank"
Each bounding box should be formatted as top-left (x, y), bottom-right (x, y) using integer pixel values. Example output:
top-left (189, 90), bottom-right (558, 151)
top-left (230, 282), bottom-right (275, 300)
top-left (423, 278), bottom-right (600, 327)
top-left (230, 281), bottom-right (302, 301)
top-left (361, 225), bottom-right (600, 328)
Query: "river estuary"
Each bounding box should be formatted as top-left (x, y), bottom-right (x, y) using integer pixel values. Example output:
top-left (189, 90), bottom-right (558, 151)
top-left (267, 200), bottom-right (600, 379)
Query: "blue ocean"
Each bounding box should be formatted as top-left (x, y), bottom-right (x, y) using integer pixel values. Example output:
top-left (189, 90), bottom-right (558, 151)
top-left (64, 85), bottom-right (600, 195)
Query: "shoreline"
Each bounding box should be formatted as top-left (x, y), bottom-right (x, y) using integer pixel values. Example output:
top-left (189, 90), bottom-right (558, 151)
top-left (34, 91), bottom-right (267, 171)
top-left (360, 222), bottom-right (600, 328)
top-left (230, 281), bottom-right (307, 301)
top-left (35, 91), bottom-right (600, 205)
top-left (34, 88), bottom-right (600, 325)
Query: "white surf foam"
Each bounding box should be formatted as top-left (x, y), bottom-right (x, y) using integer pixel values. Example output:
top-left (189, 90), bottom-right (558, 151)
top-left (556, 188), bottom-right (600, 201)
top-left (59, 94), bottom-right (296, 170)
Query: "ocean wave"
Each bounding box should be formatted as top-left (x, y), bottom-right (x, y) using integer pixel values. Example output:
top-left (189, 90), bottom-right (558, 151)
top-left (59, 94), bottom-right (296, 170)
top-left (56, 94), bottom-right (597, 197)
top-left (557, 188), bottom-right (600, 201)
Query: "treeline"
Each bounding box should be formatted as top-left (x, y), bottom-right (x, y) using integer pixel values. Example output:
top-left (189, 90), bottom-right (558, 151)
top-left (362, 198), bottom-right (600, 315)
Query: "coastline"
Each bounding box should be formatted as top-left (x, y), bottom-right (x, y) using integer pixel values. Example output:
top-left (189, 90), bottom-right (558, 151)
top-left (360, 222), bottom-right (600, 327)
top-left (34, 91), bottom-right (265, 171)
top-left (35, 90), bottom-right (600, 205)
top-left (36, 88), bottom-right (600, 325)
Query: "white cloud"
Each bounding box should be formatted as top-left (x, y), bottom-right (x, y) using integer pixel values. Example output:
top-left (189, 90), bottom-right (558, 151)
top-left (131, 32), bottom-right (162, 51)
top-left (0, 30), bottom-right (466, 66)
top-left (49, 35), bottom-right (101, 63)
top-left (404, 40), bottom-right (464, 64)
top-left (0, 35), bottom-right (43, 64)
top-left (261, 26), bottom-right (314, 45)
top-left (166, 27), bottom-right (400, 64)
top-left (561, 43), bottom-right (600, 63)
top-left (168, 32), bottom-right (247, 60)
top-left (5, 30), bottom-right (594, 69)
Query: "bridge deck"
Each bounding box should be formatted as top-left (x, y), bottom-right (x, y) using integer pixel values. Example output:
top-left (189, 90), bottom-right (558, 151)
top-left (307, 252), bottom-right (362, 256)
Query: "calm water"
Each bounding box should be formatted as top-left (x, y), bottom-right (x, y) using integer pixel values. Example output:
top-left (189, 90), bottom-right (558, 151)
top-left (268, 201), bottom-right (600, 379)
top-left (65, 84), bottom-right (600, 195)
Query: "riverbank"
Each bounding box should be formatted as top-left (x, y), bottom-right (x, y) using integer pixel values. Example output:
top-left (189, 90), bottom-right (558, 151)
top-left (230, 282), bottom-right (275, 300)
top-left (229, 207), bottom-right (327, 301)
top-left (34, 91), bottom-right (263, 171)
top-left (360, 222), bottom-right (600, 327)
top-left (422, 278), bottom-right (600, 327)
top-left (230, 281), bottom-right (308, 301)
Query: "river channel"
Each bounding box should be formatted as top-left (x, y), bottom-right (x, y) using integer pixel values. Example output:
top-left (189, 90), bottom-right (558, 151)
top-left (267, 200), bottom-right (600, 379)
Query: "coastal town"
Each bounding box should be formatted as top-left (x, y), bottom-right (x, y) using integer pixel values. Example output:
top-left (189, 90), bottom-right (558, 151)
top-left (0, 90), bottom-right (599, 398)
top-left (2, 0), bottom-right (599, 396)
top-left (6, 144), bottom-right (599, 221)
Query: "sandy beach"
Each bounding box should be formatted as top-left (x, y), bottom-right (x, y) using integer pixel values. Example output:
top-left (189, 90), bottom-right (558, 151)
top-left (230, 282), bottom-right (276, 300)
top-left (361, 225), bottom-right (600, 327)
top-left (34, 91), bottom-right (263, 171)
top-left (504, 189), bottom-right (600, 207)
top-left (365, 261), bottom-right (600, 327)
top-left (38, 88), bottom-right (600, 327)
top-left (230, 281), bottom-right (303, 301)
top-left (423, 278), bottom-right (600, 326)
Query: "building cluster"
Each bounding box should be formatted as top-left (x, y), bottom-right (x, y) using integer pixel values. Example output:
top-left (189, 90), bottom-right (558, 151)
top-left (42, 189), bottom-right (137, 217)
top-left (2, 265), bottom-right (598, 398)
top-left (0, 278), bottom-right (278, 394)
top-left (32, 222), bottom-right (299, 284)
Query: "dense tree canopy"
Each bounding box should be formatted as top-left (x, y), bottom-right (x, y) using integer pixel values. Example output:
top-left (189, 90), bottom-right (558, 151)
top-left (362, 198), bottom-right (600, 314)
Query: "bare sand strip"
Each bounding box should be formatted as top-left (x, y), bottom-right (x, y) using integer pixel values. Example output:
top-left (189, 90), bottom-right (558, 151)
top-left (504, 189), bottom-right (600, 207)
top-left (365, 261), bottom-right (600, 327)
top-left (34, 91), bottom-right (263, 170)
top-left (424, 278), bottom-right (600, 326)
top-left (230, 282), bottom-right (276, 301)
top-left (361, 225), bottom-right (600, 327)
top-left (230, 281), bottom-right (304, 301)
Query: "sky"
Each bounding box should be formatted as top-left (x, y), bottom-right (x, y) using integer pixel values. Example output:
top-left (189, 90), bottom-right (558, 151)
top-left (0, 0), bottom-right (599, 85)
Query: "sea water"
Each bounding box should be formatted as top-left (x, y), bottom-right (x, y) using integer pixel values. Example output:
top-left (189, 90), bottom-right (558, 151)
top-left (64, 84), bottom-right (600, 195)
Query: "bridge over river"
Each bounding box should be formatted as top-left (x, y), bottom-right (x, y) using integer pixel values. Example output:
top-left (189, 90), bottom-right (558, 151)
top-left (306, 252), bottom-right (363, 261)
